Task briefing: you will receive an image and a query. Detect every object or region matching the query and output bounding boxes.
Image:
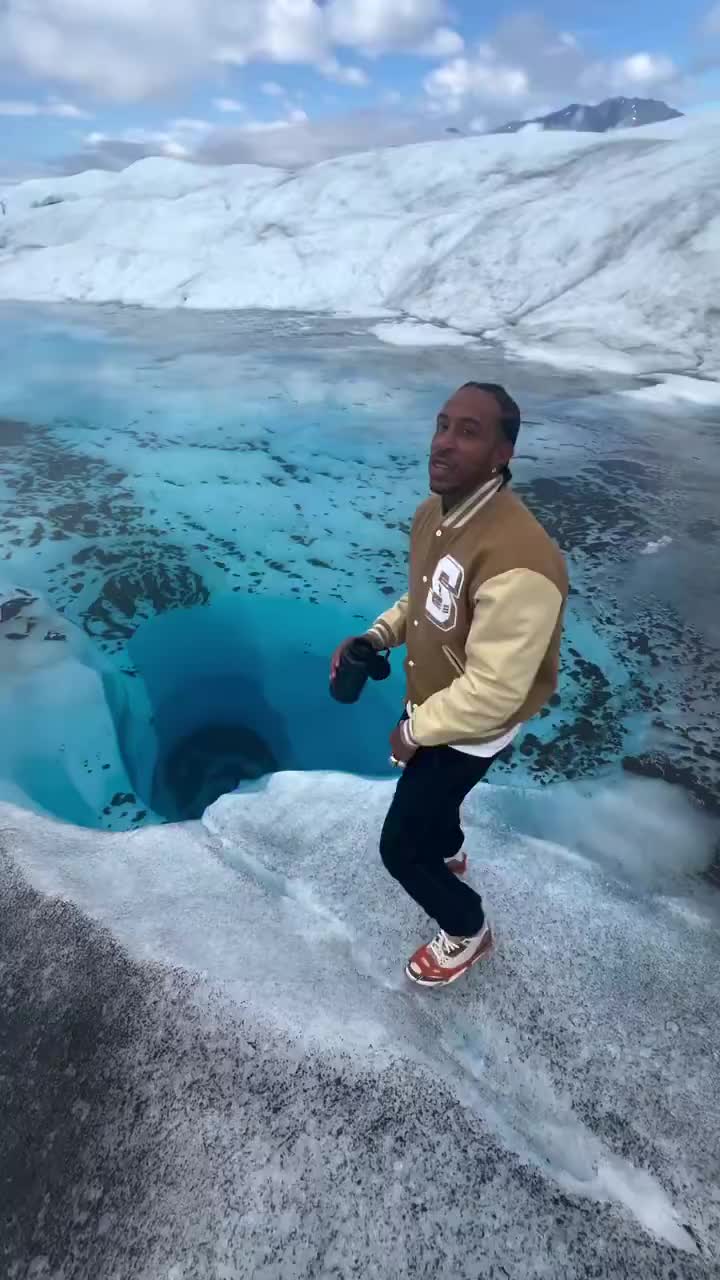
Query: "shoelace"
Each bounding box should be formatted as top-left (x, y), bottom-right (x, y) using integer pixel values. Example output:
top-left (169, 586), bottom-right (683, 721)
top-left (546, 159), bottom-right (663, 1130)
top-left (429, 930), bottom-right (465, 965)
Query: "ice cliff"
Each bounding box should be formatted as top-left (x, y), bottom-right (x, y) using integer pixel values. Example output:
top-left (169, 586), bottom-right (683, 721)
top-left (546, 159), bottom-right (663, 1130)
top-left (1, 114), bottom-right (718, 377)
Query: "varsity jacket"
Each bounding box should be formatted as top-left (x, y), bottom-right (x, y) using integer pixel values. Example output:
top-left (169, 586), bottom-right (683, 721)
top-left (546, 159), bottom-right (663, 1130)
top-left (365, 477), bottom-right (568, 750)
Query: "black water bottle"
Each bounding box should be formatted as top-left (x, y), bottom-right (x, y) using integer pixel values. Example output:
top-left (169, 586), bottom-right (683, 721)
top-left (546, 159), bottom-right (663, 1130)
top-left (330, 638), bottom-right (391, 704)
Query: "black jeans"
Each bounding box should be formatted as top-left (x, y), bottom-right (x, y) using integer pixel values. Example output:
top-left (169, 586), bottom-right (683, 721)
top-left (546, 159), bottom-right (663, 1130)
top-left (380, 744), bottom-right (496, 937)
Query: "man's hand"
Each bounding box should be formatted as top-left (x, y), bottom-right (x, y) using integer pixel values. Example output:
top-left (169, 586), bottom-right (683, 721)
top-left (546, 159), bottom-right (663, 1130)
top-left (390, 720), bottom-right (419, 766)
top-left (330, 636), bottom-right (357, 681)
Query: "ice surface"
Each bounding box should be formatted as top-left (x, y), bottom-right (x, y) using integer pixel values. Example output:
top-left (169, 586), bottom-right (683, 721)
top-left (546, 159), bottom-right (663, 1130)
top-left (640, 535), bottom-right (674, 556)
top-left (622, 375), bottom-right (720, 407)
top-left (371, 320), bottom-right (478, 347)
top-left (1, 297), bottom-right (719, 1274)
top-left (2, 770), bottom-right (719, 1277)
top-left (1, 116), bottom-right (719, 377)
top-left (0, 582), bottom-right (144, 824)
top-left (1, 304), bottom-right (719, 830)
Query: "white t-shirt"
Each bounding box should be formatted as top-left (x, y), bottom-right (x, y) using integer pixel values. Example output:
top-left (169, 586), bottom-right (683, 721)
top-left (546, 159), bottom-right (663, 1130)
top-left (407, 703), bottom-right (522, 759)
top-left (451, 722), bottom-right (522, 758)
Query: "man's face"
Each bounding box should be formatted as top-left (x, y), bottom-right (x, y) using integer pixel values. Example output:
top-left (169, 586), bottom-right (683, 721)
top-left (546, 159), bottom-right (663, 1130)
top-left (429, 386), bottom-right (513, 499)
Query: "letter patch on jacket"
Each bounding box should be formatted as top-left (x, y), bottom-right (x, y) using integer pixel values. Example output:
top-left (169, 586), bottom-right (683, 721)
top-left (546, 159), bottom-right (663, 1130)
top-left (426, 555), bottom-right (464, 631)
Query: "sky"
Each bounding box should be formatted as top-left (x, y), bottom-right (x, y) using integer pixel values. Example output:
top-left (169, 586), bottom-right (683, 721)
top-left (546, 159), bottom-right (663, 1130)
top-left (0, 0), bottom-right (719, 175)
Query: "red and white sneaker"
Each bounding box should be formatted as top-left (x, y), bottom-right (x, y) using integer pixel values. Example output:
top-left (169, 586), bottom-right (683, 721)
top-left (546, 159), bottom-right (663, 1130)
top-left (445, 851), bottom-right (468, 877)
top-left (405, 922), bottom-right (494, 987)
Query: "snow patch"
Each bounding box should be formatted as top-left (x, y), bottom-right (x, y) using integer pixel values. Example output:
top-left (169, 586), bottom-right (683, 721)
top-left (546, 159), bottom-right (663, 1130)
top-left (371, 320), bottom-right (478, 348)
top-left (641, 535), bottom-right (673, 556)
top-left (623, 374), bottom-right (720, 407)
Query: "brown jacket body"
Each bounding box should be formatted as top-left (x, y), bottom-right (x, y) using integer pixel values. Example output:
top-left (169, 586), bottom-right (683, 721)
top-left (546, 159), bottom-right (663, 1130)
top-left (366, 480), bottom-right (568, 749)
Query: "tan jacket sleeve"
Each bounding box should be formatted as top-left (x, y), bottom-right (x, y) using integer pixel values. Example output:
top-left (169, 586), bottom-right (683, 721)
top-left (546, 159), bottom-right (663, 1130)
top-left (411, 569), bottom-right (563, 747)
top-left (365, 594), bottom-right (409, 650)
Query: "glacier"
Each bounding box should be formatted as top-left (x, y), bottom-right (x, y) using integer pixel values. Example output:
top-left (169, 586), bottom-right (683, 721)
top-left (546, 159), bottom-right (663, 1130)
top-left (1, 126), bottom-right (720, 1276)
top-left (0, 113), bottom-right (719, 380)
top-left (2, 772), bottom-right (719, 1278)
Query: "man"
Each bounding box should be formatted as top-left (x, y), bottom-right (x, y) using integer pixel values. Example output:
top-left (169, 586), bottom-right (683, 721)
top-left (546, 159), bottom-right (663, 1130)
top-left (331, 382), bottom-right (568, 989)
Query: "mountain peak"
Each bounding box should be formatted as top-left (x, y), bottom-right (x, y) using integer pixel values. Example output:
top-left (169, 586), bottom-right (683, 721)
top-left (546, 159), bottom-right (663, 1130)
top-left (493, 96), bottom-right (683, 136)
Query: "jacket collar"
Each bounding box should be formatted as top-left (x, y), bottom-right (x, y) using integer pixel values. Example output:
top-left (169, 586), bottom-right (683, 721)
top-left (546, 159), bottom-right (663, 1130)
top-left (441, 476), bottom-right (504, 530)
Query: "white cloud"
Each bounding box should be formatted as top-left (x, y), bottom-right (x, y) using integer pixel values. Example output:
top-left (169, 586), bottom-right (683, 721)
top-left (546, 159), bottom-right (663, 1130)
top-left (416, 27), bottom-right (464, 58)
top-left (423, 17), bottom-right (684, 121)
top-left (213, 97), bottom-right (246, 113)
top-left (83, 116), bottom-right (215, 161)
top-left (0, 96), bottom-right (90, 118)
top-left (612, 52), bottom-right (677, 89)
top-left (0, 0), bottom-right (216, 99)
top-left (163, 142), bottom-right (191, 158)
top-left (235, 119), bottom-right (294, 134)
top-left (321, 58), bottom-right (369, 86)
top-left (261, 81), bottom-right (286, 97)
top-left (215, 1), bottom-right (327, 69)
top-left (581, 51), bottom-right (678, 95)
top-left (66, 106), bottom-right (453, 174)
top-left (424, 54), bottom-right (530, 113)
top-left (84, 127), bottom-right (189, 159)
top-left (48, 99), bottom-right (90, 118)
top-left (0, 0), bottom-right (688, 118)
top-left (0, 0), bottom-right (395, 99)
top-left (74, 101), bottom-right (318, 170)
top-left (198, 109), bottom-right (442, 164)
top-left (171, 117), bottom-right (213, 132)
top-left (325, 0), bottom-right (450, 53)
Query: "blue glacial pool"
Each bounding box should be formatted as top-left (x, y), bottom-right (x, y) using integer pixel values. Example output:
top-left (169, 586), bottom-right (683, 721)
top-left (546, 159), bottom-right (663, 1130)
top-left (1, 303), bottom-right (719, 830)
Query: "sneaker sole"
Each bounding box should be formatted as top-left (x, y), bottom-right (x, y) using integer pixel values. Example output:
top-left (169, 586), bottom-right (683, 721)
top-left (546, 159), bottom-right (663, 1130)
top-left (445, 858), bottom-right (468, 877)
top-left (404, 938), bottom-right (494, 988)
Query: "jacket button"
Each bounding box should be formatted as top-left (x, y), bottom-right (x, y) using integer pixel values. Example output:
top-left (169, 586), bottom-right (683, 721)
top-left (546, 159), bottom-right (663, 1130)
top-left (408, 660), bottom-right (415, 668)
top-left (422, 576), bottom-right (428, 583)
top-left (435, 530), bottom-right (442, 537)
top-left (413, 620), bottom-right (419, 627)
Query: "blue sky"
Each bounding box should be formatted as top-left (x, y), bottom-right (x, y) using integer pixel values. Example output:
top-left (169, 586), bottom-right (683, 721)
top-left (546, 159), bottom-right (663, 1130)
top-left (1, 0), bottom-right (718, 174)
